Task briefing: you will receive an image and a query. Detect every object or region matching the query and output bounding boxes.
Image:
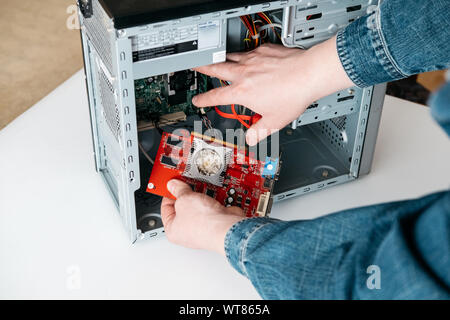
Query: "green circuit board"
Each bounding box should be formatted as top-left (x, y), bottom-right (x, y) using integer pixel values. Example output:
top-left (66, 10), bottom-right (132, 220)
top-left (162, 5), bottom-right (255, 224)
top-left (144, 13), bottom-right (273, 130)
top-left (134, 70), bottom-right (208, 120)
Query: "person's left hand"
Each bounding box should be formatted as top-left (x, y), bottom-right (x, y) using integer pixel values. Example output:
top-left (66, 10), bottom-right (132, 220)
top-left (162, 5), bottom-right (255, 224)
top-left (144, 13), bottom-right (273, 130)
top-left (161, 179), bottom-right (246, 255)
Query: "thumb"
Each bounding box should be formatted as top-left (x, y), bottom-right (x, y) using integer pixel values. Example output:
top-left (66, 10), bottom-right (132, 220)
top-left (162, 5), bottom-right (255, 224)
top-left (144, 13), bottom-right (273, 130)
top-left (167, 179), bottom-right (193, 199)
top-left (192, 85), bottom-right (235, 108)
top-left (245, 117), bottom-right (280, 146)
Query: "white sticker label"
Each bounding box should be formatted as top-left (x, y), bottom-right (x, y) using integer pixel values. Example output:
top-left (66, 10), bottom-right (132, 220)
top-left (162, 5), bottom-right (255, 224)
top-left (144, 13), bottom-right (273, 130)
top-left (131, 24), bottom-right (198, 52)
top-left (213, 50), bottom-right (226, 64)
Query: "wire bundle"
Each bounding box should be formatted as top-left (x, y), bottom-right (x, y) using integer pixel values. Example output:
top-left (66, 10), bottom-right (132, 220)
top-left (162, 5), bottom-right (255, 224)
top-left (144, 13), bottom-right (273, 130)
top-left (213, 13), bottom-right (282, 127)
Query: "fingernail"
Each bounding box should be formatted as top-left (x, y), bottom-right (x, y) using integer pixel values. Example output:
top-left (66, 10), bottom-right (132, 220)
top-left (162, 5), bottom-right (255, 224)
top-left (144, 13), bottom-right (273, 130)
top-left (246, 132), bottom-right (257, 146)
top-left (192, 96), bottom-right (198, 104)
top-left (167, 180), bottom-right (177, 194)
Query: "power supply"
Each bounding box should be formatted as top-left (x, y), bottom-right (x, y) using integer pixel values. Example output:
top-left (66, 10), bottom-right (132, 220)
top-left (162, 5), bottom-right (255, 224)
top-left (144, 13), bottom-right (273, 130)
top-left (77, 0), bottom-right (386, 242)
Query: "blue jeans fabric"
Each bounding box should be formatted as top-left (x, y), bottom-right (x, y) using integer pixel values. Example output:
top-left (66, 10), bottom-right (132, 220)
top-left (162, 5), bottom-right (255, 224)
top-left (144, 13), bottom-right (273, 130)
top-left (225, 192), bottom-right (450, 299)
top-left (224, 0), bottom-right (450, 299)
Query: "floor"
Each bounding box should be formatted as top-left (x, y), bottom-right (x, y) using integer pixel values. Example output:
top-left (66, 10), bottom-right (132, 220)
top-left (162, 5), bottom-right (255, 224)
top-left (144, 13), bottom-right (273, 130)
top-left (0, 0), bottom-right (83, 130)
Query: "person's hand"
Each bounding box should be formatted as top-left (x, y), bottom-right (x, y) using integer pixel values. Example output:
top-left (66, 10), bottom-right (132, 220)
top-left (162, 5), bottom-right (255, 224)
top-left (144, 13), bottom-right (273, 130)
top-left (193, 36), bottom-right (354, 145)
top-left (161, 179), bottom-right (246, 255)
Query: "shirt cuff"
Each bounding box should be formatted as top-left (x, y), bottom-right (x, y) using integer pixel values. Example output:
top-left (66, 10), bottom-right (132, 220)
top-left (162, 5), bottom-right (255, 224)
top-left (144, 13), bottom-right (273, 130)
top-left (224, 217), bottom-right (278, 277)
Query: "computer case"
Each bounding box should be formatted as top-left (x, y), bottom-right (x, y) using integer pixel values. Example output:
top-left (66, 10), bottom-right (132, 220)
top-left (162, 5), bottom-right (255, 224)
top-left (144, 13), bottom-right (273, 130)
top-left (77, 0), bottom-right (385, 242)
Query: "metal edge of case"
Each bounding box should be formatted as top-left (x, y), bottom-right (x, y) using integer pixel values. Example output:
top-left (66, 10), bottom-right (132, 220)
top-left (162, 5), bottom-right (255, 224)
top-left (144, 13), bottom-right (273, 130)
top-left (78, 13), bottom-right (101, 173)
top-left (102, 0), bottom-right (280, 29)
top-left (79, 0), bottom-right (388, 242)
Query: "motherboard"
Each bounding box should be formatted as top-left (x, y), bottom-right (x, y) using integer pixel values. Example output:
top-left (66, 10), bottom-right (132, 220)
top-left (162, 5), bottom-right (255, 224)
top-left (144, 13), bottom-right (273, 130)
top-left (134, 70), bottom-right (208, 121)
top-left (146, 131), bottom-right (280, 217)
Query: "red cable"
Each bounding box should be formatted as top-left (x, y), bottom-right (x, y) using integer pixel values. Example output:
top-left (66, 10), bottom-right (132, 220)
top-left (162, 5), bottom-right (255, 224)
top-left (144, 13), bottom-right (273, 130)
top-left (257, 13), bottom-right (270, 26)
top-left (214, 106), bottom-right (237, 119)
top-left (240, 16), bottom-right (254, 36)
top-left (215, 78), bottom-right (252, 127)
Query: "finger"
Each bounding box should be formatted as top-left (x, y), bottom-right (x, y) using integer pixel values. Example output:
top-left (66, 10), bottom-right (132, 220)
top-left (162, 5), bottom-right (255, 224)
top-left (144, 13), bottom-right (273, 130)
top-left (194, 62), bottom-right (241, 82)
top-left (257, 43), bottom-right (298, 56)
top-left (226, 206), bottom-right (246, 216)
top-left (167, 179), bottom-right (193, 199)
top-left (161, 197), bottom-right (176, 229)
top-left (246, 117), bottom-right (281, 146)
top-left (192, 86), bottom-right (238, 108)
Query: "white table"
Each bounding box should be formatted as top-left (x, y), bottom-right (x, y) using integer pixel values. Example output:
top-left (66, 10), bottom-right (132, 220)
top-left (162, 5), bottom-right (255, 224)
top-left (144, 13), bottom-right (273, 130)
top-left (1, 71), bottom-right (449, 299)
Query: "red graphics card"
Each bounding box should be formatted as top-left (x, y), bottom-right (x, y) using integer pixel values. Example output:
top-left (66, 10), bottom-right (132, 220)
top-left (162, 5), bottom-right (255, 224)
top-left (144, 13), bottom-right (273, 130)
top-left (146, 131), bottom-right (280, 217)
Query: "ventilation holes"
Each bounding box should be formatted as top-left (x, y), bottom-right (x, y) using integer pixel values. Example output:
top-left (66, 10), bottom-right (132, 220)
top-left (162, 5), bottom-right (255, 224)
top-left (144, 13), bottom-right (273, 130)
top-left (84, 0), bottom-right (114, 74)
top-left (317, 117), bottom-right (348, 154)
top-left (98, 68), bottom-right (120, 141)
top-left (347, 5), bottom-right (362, 12)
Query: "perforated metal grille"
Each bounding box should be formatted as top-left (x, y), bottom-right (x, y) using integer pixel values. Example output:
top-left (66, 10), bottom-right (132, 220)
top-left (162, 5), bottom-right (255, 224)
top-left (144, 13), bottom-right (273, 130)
top-left (98, 68), bottom-right (121, 140)
top-left (84, 0), bottom-right (114, 75)
top-left (284, 0), bottom-right (376, 48)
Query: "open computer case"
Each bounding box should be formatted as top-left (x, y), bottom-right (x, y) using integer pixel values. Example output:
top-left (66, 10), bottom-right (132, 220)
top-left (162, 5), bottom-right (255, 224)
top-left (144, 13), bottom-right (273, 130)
top-left (77, 0), bottom-right (386, 242)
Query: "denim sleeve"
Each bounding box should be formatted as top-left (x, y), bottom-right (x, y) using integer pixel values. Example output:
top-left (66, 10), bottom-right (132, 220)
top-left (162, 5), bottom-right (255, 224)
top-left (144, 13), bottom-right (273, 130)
top-left (224, 191), bottom-right (450, 299)
top-left (336, 0), bottom-right (450, 88)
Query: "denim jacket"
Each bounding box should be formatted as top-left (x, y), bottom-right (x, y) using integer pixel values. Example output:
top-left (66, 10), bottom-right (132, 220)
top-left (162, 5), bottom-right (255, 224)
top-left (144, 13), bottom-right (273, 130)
top-left (224, 0), bottom-right (450, 299)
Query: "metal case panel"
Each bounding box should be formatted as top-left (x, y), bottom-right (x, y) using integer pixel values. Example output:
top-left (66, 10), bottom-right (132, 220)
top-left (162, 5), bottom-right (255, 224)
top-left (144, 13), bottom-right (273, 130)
top-left (78, 0), bottom-right (386, 242)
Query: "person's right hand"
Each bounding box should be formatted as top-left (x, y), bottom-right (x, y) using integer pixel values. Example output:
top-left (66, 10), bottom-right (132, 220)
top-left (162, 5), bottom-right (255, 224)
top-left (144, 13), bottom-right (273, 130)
top-left (193, 37), bottom-right (354, 145)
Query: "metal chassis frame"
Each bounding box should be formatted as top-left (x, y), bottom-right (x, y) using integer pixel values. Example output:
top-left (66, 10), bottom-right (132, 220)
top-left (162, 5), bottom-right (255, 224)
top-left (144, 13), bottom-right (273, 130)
top-left (78, 0), bottom-right (386, 242)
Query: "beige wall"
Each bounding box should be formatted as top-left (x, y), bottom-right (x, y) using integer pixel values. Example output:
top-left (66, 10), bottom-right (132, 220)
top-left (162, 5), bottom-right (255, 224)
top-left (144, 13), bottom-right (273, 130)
top-left (0, 0), bottom-right (83, 130)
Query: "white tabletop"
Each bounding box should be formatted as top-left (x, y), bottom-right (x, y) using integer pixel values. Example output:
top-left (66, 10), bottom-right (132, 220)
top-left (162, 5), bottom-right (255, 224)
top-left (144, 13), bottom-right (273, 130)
top-left (1, 71), bottom-right (449, 299)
